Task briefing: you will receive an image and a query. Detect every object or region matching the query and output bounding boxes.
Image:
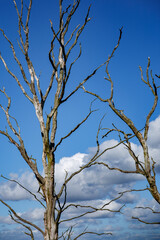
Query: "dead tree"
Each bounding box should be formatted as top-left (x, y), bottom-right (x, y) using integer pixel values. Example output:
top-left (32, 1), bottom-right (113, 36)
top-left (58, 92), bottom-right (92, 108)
top-left (82, 28), bottom-right (160, 217)
top-left (0, 1), bottom-right (124, 239)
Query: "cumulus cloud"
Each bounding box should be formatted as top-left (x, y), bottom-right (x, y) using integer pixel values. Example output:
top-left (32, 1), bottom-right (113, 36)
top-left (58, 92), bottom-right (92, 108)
top-left (0, 207), bottom-right (44, 226)
top-left (2, 116), bottom-right (160, 203)
top-left (19, 207), bottom-right (45, 222)
top-left (147, 115), bottom-right (160, 172)
top-left (0, 142), bottom-right (145, 203)
top-left (85, 139), bottom-right (144, 175)
top-left (0, 172), bottom-right (39, 201)
top-left (1, 115), bottom-right (160, 240)
top-left (148, 115), bottom-right (160, 149)
top-left (54, 140), bottom-right (145, 203)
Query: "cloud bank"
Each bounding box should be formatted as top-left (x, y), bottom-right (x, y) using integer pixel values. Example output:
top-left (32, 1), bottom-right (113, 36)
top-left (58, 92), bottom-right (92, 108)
top-left (0, 115), bottom-right (160, 239)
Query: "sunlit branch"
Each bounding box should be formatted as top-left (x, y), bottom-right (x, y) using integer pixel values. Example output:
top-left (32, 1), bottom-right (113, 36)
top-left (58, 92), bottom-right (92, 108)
top-left (139, 59), bottom-right (158, 141)
top-left (64, 24), bottom-right (80, 47)
top-left (66, 5), bottom-right (91, 60)
top-left (2, 0), bottom-right (157, 238)
top-left (13, 0), bottom-right (26, 50)
top-left (43, 70), bottom-right (55, 105)
top-left (0, 89), bottom-right (21, 138)
top-left (0, 28), bottom-right (29, 85)
top-left (0, 52), bottom-right (33, 102)
top-left (63, 0), bottom-right (80, 37)
top-left (13, 0), bottom-right (45, 113)
top-left (0, 89), bottom-right (44, 187)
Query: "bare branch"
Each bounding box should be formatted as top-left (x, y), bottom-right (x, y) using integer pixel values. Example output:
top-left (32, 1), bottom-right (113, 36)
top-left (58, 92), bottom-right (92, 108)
top-left (66, 5), bottom-right (91, 60)
top-left (54, 102), bottom-right (97, 152)
top-left (0, 89), bottom-right (44, 187)
top-left (81, 27), bottom-right (123, 103)
top-left (1, 175), bottom-right (46, 208)
top-left (0, 199), bottom-right (44, 235)
top-left (62, 61), bottom-right (107, 103)
top-left (135, 206), bottom-right (160, 214)
top-left (62, 192), bottom-right (124, 214)
top-left (60, 194), bottom-right (124, 224)
top-left (9, 211), bottom-right (35, 240)
top-left (74, 231), bottom-right (112, 240)
top-left (65, 24), bottom-right (80, 47)
top-left (119, 188), bottom-right (149, 195)
top-left (65, 43), bottom-right (82, 84)
top-left (0, 52), bottom-right (33, 102)
top-left (139, 58), bottom-right (158, 142)
top-left (0, 28), bottom-right (29, 85)
top-left (57, 114), bottom-right (104, 200)
top-left (81, 26), bottom-right (160, 204)
top-left (132, 216), bottom-right (160, 225)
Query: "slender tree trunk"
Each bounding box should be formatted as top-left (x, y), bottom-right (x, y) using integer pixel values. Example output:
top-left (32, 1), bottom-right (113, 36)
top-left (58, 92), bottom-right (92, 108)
top-left (143, 142), bottom-right (160, 204)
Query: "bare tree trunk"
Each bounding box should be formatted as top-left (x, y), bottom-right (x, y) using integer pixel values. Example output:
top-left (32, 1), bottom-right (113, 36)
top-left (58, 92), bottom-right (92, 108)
top-left (42, 146), bottom-right (58, 240)
top-left (0, 0), bottom-right (126, 238)
top-left (44, 204), bottom-right (58, 240)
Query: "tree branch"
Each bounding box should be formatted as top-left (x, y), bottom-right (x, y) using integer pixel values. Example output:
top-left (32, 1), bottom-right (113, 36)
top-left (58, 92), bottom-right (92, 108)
top-left (0, 199), bottom-right (44, 235)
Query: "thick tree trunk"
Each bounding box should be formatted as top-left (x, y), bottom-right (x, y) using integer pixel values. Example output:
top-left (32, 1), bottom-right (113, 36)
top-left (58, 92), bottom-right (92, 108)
top-left (43, 149), bottom-right (58, 240)
top-left (44, 210), bottom-right (58, 240)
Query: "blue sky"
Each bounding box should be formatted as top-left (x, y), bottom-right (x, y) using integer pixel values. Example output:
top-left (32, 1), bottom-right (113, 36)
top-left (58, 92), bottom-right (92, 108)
top-left (0, 0), bottom-right (160, 239)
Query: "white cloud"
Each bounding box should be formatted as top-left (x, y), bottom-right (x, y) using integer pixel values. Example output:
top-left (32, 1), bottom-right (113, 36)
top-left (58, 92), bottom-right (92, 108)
top-left (1, 115), bottom-right (160, 240)
top-left (54, 139), bottom-right (145, 202)
top-left (86, 139), bottom-right (143, 171)
top-left (0, 172), bottom-right (39, 201)
top-left (148, 115), bottom-right (160, 149)
top-left (147, 115), bottom-right (160, 171)
top-left (20, 207), bottom-right (45, 221)
top-left (0, 143), bottom-right (144, 202)
top-left (56, 153), bottom-right (86, 173)
top-left (0, 207), bottom-right (44, 225)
